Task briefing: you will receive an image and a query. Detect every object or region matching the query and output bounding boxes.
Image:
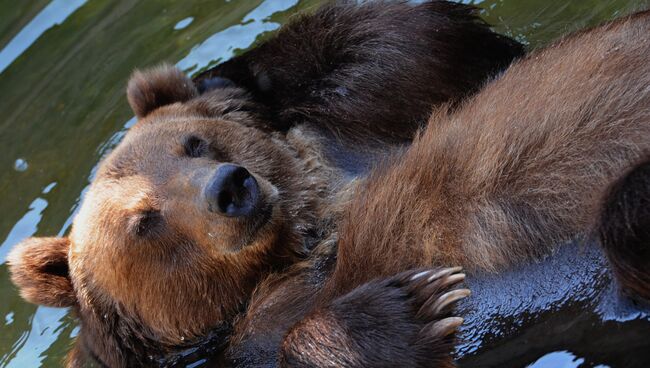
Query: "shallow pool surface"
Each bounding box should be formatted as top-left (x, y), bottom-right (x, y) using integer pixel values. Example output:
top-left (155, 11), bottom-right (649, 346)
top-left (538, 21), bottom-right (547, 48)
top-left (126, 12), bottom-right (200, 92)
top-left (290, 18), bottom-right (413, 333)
top-left (0, 0), bottom-right (648, 367)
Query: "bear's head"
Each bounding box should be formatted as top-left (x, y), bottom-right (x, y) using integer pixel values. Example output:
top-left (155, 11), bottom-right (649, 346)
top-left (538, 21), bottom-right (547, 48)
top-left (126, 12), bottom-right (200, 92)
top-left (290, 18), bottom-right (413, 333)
top-left (7, 65), bottom-right (322, 365)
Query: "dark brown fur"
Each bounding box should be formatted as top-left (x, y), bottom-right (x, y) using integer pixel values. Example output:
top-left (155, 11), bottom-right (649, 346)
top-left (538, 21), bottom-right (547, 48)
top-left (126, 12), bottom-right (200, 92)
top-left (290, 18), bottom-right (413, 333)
top-left (280, 268), bottom-right (465, 368)
top-left (225, 11), bottom-right (650, 368)
top-left (596, 157), bottom-right (650, 302)
top-left (195, 0), bottom-right (522, 143)
top-left (7, 2), bottom-right (523, 367)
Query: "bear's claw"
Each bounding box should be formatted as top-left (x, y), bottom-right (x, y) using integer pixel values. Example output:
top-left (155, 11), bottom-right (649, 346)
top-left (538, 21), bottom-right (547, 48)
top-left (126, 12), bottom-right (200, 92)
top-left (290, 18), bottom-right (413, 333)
top-left (389, 267), bottom-right (470, 335)
top-left (426, 316), bottom-right (465, 338)
top-left (431, 289), bottom-right (472, 314)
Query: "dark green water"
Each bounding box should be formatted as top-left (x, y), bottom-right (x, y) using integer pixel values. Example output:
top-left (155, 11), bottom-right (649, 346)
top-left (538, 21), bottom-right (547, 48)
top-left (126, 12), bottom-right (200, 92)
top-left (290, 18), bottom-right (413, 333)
top-left (0, 0), bottom-right (647, 367)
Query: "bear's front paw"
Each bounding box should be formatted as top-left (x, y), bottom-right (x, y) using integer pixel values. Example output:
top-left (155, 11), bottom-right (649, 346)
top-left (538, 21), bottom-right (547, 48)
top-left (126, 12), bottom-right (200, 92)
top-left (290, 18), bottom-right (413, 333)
top-left (280, 267), bottom-right (469, 368)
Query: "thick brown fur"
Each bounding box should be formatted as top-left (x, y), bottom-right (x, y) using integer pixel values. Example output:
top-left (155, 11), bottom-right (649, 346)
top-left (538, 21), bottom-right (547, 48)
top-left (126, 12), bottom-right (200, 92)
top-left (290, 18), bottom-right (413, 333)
top-left (326, 9), bottom-right (650, 294)
top-left (7, 2), bottom-right (523, 367)
top-left (128, 66), bottom-right (198, 118)
top-left (6, 237), bottom-right (75, 308)
top-left (195, 0), bottom-right (523, 143)
top-left (66, 77), bottom-right (317, 367)
top-left (225, 11), bottom-right (650, 368)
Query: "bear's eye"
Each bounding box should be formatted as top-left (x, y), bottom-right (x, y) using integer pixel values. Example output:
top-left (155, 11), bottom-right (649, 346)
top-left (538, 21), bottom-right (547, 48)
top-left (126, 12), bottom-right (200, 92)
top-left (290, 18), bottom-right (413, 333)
top-left (130, 211), bottom-right (163, 238)
top-left (183, 135), bottom-right (231, 162)
top-left (183, 135), bottom-right (208, 158)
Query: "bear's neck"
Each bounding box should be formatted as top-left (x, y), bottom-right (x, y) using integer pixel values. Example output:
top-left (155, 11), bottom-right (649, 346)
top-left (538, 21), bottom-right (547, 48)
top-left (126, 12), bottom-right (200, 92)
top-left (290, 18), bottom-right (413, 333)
top-left (77, 300), bottom-right (232, 367)
top-left (284, 124), bottom-right (402, 253)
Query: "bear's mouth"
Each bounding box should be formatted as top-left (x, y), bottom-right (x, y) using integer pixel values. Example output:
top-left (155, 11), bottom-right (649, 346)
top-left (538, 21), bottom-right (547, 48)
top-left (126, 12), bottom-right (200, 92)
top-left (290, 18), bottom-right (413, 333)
top-left (246, 202), bottom-right (273, 237)
top-left (228, 182), bottom-right (279, 250)
top-left (224, 201), bottom-right (274, 251)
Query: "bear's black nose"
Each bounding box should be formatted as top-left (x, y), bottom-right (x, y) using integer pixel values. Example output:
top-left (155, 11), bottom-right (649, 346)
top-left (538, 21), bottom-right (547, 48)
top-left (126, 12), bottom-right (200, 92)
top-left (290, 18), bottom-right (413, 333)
top-left (205, 164), bottom-right (260, 217)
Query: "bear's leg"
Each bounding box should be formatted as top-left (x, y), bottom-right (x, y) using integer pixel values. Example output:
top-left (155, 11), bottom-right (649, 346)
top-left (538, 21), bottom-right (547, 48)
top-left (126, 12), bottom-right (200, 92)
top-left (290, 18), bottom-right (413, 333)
top-left (279, 267), bottom-right (468, 368)
top-left (596, 158), bottom-right (650, 302)
top-left (322, 10), bottom-right (650, 298)
top-left (194, 1), bottom-right (523, 141)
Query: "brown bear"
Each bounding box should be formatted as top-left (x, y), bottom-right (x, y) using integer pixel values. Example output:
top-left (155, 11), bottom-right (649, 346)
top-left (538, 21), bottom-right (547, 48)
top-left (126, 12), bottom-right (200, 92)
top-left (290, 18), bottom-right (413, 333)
top-left (7, 1), bottom-right (524, 367)
top-left (221, 9), bottom-right (650, 368)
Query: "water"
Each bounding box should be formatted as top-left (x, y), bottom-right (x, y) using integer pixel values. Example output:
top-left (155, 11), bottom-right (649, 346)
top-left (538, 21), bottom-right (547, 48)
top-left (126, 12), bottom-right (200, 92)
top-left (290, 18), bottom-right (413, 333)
top-left (0, 0), bottom-right (648, 366)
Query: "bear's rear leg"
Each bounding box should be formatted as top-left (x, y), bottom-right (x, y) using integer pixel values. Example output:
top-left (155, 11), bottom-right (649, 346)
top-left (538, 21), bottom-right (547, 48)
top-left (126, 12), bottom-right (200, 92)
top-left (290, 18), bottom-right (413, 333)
top-left (597, 158), bottom-right (650, 302)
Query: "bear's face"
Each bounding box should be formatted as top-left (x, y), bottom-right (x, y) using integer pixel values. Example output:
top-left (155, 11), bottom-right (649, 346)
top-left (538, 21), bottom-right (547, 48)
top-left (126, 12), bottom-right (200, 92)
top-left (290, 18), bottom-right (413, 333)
top-left (9, 65), bottom-right (315, 348)
top-left (70, 117), bottom-right (296, 339)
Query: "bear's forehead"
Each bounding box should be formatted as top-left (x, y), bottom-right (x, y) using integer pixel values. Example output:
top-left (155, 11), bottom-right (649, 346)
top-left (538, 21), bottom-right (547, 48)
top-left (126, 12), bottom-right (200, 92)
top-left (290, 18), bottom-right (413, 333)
top-left (97, 116), bottom-right (247, 180)
top-left (100, 146), bottom-right (174, 181)
top-left (98, 127), bottom-right (189, 180)
top-left (70, 178), bottom-right (156, 239)
top-left (100, 128), bottom-right (181, 177)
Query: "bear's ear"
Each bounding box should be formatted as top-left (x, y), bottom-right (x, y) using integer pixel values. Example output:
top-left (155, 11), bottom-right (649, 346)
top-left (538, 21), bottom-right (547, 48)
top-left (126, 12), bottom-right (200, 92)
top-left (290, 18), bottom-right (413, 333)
top-left (127, 64), bottom-right (198, 118)
top-left (7, 237), bottom-right (76, 308)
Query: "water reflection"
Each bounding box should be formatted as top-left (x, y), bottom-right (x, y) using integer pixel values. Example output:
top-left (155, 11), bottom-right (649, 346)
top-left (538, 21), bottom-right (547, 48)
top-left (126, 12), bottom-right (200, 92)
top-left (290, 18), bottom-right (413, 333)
top-left (528, 351), bottom-right (610, 368)
top-left (4, 307), bottom-right (68, 368)
top-left (0, 182), bottom-right (56, 264)
top-left (12, 159), bottom-right (28, 172)
top-left (177, 0), bottom-right (299, 73)
top-left (0, 0), bottom-right (86, 73)
top-left (174, 17), bottom-right (195, 31)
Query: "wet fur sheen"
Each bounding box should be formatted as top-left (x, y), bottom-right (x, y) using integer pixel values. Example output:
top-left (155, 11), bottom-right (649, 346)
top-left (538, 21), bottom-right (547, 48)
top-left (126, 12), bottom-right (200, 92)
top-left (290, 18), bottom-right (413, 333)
top-left (225, 11), bottom-right (650, 368)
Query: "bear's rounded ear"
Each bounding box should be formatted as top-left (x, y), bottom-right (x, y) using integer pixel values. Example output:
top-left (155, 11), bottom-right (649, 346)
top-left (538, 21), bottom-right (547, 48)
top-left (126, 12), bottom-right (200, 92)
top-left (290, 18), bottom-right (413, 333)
top-left (127, 64), bottom-right (198, 118)
top-left (7, 237), bottom-right (76, 308)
